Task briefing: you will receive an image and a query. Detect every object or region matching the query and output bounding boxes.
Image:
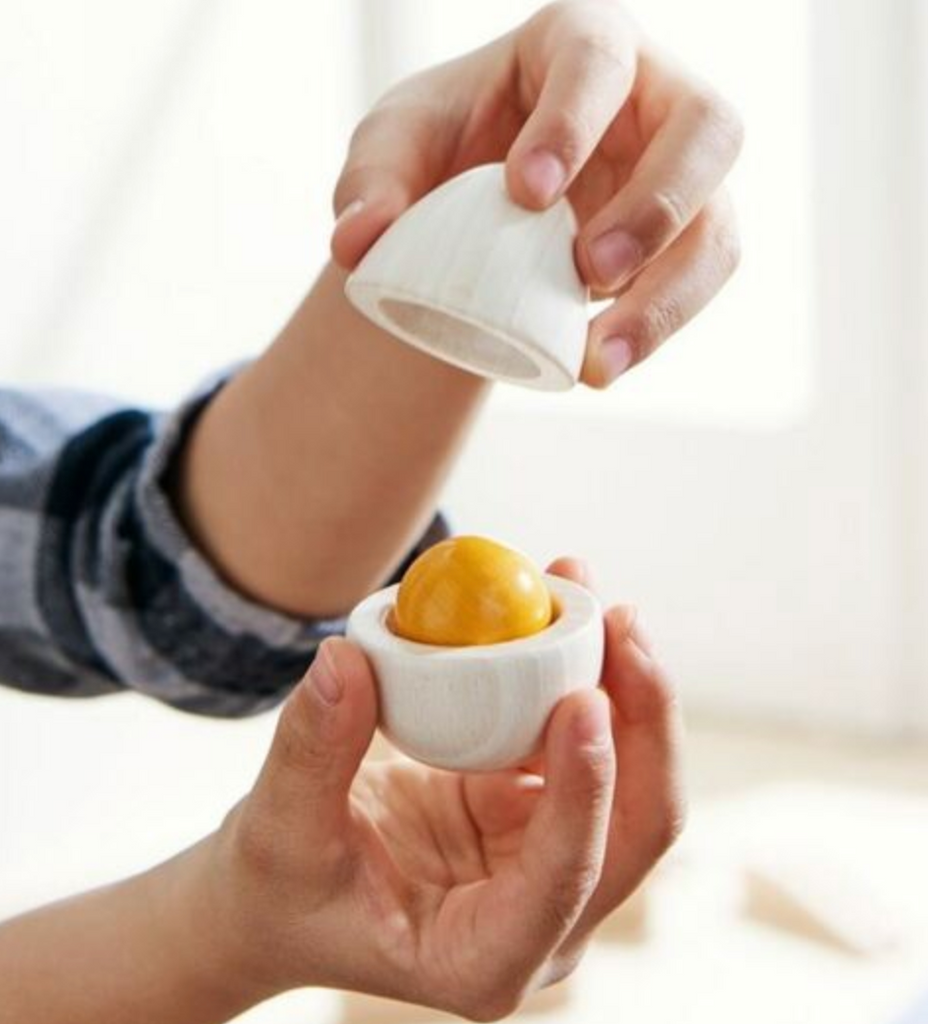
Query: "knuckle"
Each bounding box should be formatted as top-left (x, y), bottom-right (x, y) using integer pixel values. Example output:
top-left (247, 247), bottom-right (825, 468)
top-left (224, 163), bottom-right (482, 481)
top-left (463, 999), bottom-right (518, 1023)
top-left (685, 86), bottom-right (719, 126)
top-left (531, 0), bottom-right (573, 31)
top-left (546, 948), bottom-right (585, 987)
top-left (643, 663), bottom-right (681, 723)
top-left (530, 1), bottom-right (636, 78)
top-left (332, 165), bottom-right (366, 215)
top-left (334, 106), bottom-right (397, 202)
top-left (583, 733), bottom-right (617, 776)
top-left (540, 0), bottom-right (629, 34)
top-left (458, 982), bottom-right (523, 1023)
top-left (335, 95), bottom-right (439, 215)
top-left (651, 797), bottom-right (687, 857)
top-left (644, 781), bottom-right (688, 860)
top-left (710, 216), bottom-right (742, 280)
top-left (540, 896), bottom-right (577, 939)
top-left (715, 96), bottom-right (746, 157)
top-left (346, 110), bottom-right (379, 152)
top-left (543, 106), bottom-right (599, 165)
top-left (616, 654), bottom-right (681, 727)
top-left (336, 110), bottom-right (386, 184)
top-left (638, 189), bottom-right (690, 255)
top-left (544, 862), bottom-right (600, 928)
top-left (275, 685), bottom-right (329, 775)
top-left (688, 87), bottom-right (745, 161)
top-left (577, 744), bottom-right (618, 809)
top-left (632, 294), bottom-right (686, 356)
top-left (573, 27), bottom-right (629, 69)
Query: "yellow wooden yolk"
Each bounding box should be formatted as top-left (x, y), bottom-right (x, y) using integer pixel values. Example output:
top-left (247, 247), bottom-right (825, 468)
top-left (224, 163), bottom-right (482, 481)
top-left (392, 536), bottom-right (553, 646)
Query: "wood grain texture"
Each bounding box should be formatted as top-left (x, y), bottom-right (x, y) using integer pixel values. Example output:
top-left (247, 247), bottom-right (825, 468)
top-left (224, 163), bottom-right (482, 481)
top-left (345, 164), bottom-right (588, 391)
top-left (743, 852), bottom-right (904, 956)
top-left (347, 575), bottom-right (603, 772)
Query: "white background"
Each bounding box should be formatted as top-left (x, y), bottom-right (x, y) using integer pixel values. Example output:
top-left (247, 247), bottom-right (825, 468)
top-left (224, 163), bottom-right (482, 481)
top-left (1, 3), bottom-right (927, 1021)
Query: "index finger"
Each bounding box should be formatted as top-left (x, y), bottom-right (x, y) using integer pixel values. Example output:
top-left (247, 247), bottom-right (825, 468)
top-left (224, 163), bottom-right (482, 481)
top-left (565, 606), bottom-right (686, 949)
top-left (506, 14), bottom-right (638, 208)
top-left (577, 52), bottom-right (743, 292)
top-left (470, 688), bottom-right (614, 988)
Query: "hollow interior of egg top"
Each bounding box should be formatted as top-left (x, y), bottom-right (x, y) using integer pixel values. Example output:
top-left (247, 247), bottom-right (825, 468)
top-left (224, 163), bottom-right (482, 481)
top-left (378, 297), bottom-right (541, 381)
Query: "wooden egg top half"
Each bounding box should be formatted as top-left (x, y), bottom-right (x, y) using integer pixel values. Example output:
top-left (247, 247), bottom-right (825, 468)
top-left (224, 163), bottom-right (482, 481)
top-left (391, 536), bottom-right (553, 647)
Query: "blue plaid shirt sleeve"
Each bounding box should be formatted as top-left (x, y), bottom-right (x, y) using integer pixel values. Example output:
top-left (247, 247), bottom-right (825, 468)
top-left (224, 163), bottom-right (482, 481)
top-left (0, 376), bottom-right (447, 717)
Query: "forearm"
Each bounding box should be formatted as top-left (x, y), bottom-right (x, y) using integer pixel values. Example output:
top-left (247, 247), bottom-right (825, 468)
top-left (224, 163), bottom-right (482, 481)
top-left (177, 261), bottom-right (489, 618)
top-left (0, 837), bottom-right (267, 1024)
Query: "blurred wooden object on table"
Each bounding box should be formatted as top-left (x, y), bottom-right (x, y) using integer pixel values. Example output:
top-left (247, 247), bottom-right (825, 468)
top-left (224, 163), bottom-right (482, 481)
top-left (744, 850), bottom-right (904, 956)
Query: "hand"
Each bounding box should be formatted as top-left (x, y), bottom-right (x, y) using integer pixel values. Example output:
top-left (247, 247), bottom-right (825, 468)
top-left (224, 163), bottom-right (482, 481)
top-left (331, 0), bottom-right (743, 388)
top-left (208, 559), bottom-right (684, 1021)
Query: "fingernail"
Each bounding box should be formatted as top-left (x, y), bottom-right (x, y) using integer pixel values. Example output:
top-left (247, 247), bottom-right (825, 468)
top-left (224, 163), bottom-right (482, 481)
top-left (335, 198), bottom-right (365, 226)
top-left (521, 149), bottom-right (567, 205)
top-left (311, 645), bottom-right (343, 706)
top-left (586, 229), bottom-right (640, 286)
top-left (599, 337), bottom-right (634, 383)
top-left (573, 692), bottom-right (611, 746)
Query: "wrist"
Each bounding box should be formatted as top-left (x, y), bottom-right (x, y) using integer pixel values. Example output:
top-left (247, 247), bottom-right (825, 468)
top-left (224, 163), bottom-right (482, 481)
top-left (153, 827), bottom-right (287, 1014)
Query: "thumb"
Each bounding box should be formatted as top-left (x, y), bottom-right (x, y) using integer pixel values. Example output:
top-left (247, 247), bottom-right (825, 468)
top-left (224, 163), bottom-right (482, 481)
top-left (331, 102), bottom-right (445, 270)
top-left (253, 638), bottom-right (379, 833)
top-left (504, 17), bottom-right (637, 210)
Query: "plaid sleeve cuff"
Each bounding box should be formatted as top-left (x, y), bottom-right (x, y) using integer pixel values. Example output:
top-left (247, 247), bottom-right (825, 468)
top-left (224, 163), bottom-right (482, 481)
top-left (129, 372), bottom-right (449, 716)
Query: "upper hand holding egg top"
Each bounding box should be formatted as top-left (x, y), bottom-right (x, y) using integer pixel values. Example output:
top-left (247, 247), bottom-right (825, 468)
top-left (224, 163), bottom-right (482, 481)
top-left (209, 559), bottom-right (683, 1021)
top-left (331, 0), bottom-right (742, 387)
